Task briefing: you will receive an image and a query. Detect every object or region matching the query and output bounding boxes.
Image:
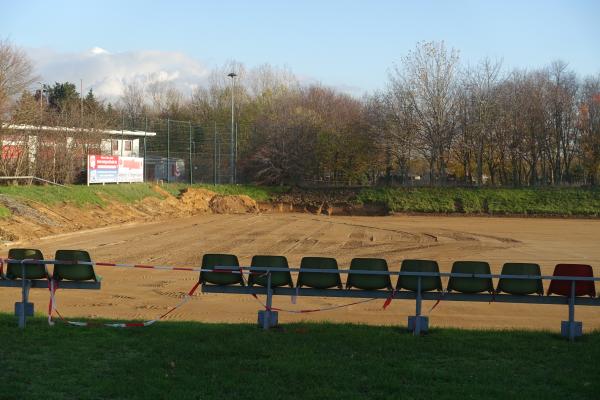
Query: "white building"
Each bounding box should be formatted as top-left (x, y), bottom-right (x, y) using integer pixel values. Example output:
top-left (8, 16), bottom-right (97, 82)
top-left (1, 124), bottom-right (156, 161)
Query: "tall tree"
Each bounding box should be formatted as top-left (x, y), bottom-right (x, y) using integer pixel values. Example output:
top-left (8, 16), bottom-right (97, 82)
top-left (0, 38), bottom-right (35, 118)
top-left (391, 41), bottom-right (461, 184)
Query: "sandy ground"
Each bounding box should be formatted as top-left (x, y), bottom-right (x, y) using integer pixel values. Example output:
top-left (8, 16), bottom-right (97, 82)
top-left (2, 213), bottom-right (599, 331)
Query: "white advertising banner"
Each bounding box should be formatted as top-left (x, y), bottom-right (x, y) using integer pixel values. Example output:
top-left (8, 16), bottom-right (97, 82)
top-left (88, 155), bottom-right (119, 184)
top-left (87, 155), bottom-right (144, 184)
top-left (117, 157), bottom-right (144, 183)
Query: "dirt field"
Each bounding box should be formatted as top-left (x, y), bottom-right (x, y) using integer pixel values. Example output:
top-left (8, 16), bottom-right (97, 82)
top-left (2, 213), bottom-right (599, 331)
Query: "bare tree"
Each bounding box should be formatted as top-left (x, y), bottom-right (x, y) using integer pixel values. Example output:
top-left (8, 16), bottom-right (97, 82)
top-left (466, 58), bottom-right (503, 185)
top-left (391, 41), bottom-right (460, 183)
top-left (121, 81), bottom-right (146, 120)
top-left (579, 75), bottom-right (600, 185)
top-left (545, 60), bottom-right (578, 184)
top-left (147, 80), bottom-right (183, 118)
top-left (0, 38), bottom-right (36, 118)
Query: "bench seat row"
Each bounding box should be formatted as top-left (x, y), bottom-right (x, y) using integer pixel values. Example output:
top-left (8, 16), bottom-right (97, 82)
top-left (1, 249), bottom-right (100, 282)
top-left (200, 254), bottom-right (598, 298)
top-left (2, 249), bottom-right (596, 298)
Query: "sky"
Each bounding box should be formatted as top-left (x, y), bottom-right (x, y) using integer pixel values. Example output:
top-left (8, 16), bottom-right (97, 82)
top-left (1, 0), bottom-right (599, 100)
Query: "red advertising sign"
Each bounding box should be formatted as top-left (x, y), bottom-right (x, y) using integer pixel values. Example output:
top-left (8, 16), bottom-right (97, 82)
top-left (88, 155), bottom-right (144, 184)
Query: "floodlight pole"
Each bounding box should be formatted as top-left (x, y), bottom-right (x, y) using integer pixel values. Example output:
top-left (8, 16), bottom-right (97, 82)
top-left (228, 72), bottom-right (237, 184)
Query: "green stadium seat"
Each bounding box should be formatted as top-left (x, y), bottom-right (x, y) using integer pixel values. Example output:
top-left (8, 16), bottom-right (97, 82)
top-left (297, 257), bottom-right (342, 289)
top-left (5, 248), bottom-right (48, 280)
top-left (248, 255), bottom-right (293, 288)
top-left (53, 250), bottom-right (100, 281)
top-left (396, 259), bottom-right (443, 292)
top-left (447, 261), bottom-right (493, 294)
top-left (346, 258), bottom-right (392, 290)
top-left (199, 254), bottom-right (244, 286)
top-left (496, 263), bottom-right (543, 295)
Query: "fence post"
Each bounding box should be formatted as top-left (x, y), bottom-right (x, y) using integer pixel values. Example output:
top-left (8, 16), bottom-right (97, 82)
top-left (167, 118), bottom-right (170, 183)
top-left (213, 122), bottom-right (217, 185)
top-left (217, 139), bottom-right (221, 185)
top-left (234, 123), bottom-right (238, 184)
top-left (121, 113), bottom-right (124, 157)
top-left (189, 121), bottom-right (193, 185)
top-left (144, 116), bottom-right (147, 182)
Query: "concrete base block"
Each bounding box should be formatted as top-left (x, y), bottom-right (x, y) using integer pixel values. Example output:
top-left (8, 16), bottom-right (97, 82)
top-left (408, 316), bottom-right (429, 333)
top-left (258, 310), bottom-right (279, 328)
top-left (561, 320), bottom-right (582, 338)
top-left (15, 302), bottom-right (34, 317)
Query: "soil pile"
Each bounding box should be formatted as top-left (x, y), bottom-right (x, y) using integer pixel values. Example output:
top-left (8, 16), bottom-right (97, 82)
top-left (209, 195), bottom-right (259, 214)
top-left (0, 186), bottom-right (260, 243)
top-left (178, 188), bottom-right (217, 212)
top-left (268, 187), bottom-right (387, 216)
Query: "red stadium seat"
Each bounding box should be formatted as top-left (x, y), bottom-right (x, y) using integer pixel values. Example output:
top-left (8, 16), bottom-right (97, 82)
top-left (547, 264), bottom-right (596, 297)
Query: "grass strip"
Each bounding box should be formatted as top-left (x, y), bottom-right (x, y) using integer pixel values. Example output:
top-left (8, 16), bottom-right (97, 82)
top-left (1, 314), bottom-right (599, 399)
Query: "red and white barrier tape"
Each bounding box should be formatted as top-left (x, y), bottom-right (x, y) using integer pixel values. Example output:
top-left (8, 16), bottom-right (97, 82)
top-left (3, 256), bottom-right (403, 319)
top-left (94, 261), bottom-right (200, 273)
top-left (250, 291), bottom-right (378, 314)
top-left (231, 268), bottom-right (380, 314)
top-left (47, 280), bottom-right (201, 328)
top-left (382, 289), bottom-right (396, 309)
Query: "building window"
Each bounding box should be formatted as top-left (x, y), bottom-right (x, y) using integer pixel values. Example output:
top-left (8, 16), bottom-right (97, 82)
top-left (124, 140), bottom-right (132, 151)
top-left (112, 140), bottom-right (119, 152)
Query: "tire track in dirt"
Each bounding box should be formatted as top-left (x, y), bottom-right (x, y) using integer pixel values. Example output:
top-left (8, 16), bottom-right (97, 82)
top-left (6, 213), bottom-right (600, 330)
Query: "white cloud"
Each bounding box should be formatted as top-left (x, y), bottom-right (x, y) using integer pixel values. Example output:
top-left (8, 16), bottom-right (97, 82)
top-left (26, 47), bottom-right (211, 101)
top-left (24, 46), bottom-right (362, 103)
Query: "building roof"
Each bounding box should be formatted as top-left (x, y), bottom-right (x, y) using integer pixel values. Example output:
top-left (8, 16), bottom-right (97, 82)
top-left (1, 124), bottom-right (157, 137)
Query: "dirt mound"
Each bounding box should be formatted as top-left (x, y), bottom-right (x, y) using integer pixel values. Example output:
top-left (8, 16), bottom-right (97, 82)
top-left (178, 188), bottom-right (217, 212)
top-left (267, 187), bottom-right (387, 216)
top-left (0, 187), bottom-right (261, 243)
top-left (178, 188), bottom-right (258, 214)
top-left (209, 195), bottom-right (259, 214)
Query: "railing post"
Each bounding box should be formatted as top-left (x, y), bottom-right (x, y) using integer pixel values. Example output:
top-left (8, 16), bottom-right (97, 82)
top-left (258, 271), bottom-right (278, 330)
top-left (569, 280), bottom-right (576, 342)
top-left (264, 272), bottom-right (273, 330)
top-left (561, 279), bottom-right (582, 341)
top-left (17, 260), bottom-right (33, 329)
top-left (19, 261), bottom-right (27, 328)
top-left (408, 274), bottom-right (428, 335)
top-left (414, 276), bottom-right (422, 336)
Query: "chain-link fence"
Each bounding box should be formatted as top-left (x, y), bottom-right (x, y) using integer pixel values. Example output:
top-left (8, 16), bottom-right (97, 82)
top-left (0, 117), bottom-right (252, 185)
top-left (121, 117), bottom-right (251, 184)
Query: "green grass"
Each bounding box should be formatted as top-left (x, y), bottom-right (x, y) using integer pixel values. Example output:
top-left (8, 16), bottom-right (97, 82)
top-left (0, 183), bottom-right (287, 208)
top-left (1, 314), bottom-right (598, 399)
top-left (0, 204), bottom-right (11, 218)
top-left (1, 183), bottom-right (599, 216)
top-left (357, 187), bottom-right (600, 216)
top-left (0, 184), bottom-right (165, 207)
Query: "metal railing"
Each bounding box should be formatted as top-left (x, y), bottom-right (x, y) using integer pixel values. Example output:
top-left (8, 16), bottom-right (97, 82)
top-left (2, 258), bottom-right (598, 340)
top-left (201, 266), bottom-right (600, 341)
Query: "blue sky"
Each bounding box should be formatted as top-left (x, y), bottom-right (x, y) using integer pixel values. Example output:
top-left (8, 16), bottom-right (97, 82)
top-left (1, 0), bottom-right (599, 98)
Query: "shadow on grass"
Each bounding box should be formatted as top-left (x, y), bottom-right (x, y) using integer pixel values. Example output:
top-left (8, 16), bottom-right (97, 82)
top-left (1, 313), bottom-right (599, 400)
